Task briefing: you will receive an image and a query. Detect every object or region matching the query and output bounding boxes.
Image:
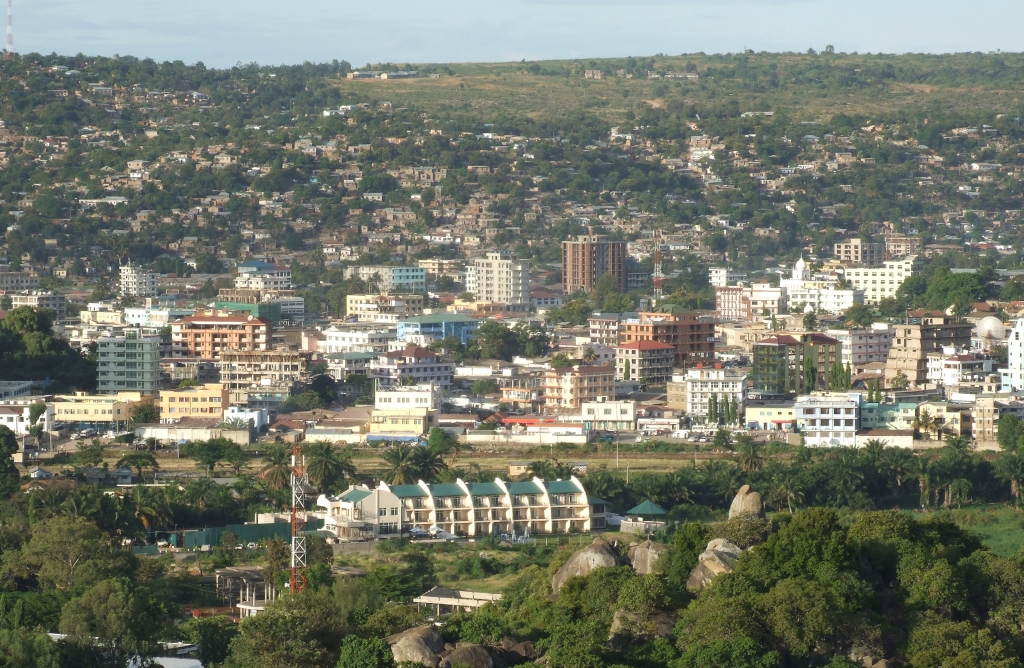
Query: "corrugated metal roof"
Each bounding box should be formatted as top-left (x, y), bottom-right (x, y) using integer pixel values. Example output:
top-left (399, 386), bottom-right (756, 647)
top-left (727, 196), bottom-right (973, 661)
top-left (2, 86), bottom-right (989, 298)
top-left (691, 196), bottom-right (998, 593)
top-left (341, 489), bottom-right (371, 504)
top-left (467, 482), bottom-right (503, 496)
top-left (544, 480), bottom-right (581, 493)
top-left (391, 485), bottom-right (429, 498)
top-left (430, 483), bottom-right (466, 497)
top-left (507, 481), bottom-right (543, 494)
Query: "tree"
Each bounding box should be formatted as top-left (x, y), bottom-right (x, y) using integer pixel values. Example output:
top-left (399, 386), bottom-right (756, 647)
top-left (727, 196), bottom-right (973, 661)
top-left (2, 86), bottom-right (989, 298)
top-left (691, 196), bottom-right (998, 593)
top-left (59, 578), bottom-right (166, 665)
top-left (182, 438), bottom-right (233, 475)
top-left (622, 358), bottom-right (631, 380)
top-left (304, 441), bottom-right (355, 494)
top-left (997, 414), bottom-right (1024, 451)
top-left (74, 439), bottom-right (106, 468)
top-left (15, 516), bottom-right (113, 591)
top-left (843, 303), bottom-right (875, 327)
top-left (802, 355), bottom-right (818, 391)
top-left (382, 444), bottom-right (420, 485)
top-left (713, 428), bottom-right (733, 451)
top-left (472, 378), bottom-right (500, 395)
top-left (182, 615), bottom-right (239, 667)
top-left (0, 628), bottom-right (62, 668)
top-left (413, 447), bottom-right (448, 482)
top-left (803, 311), bottom-right (818, 331)
top-left (882, 446), bottom-right (912, 495)
top-left (224, 589), bottom-right (346, 668)
top-left (336, 636), bottom-right (395, 668)
top-left (995, 451), bottom-right (1024, 506)
top-left (736, 436), bottom-right (765, 473)
top-left (549, 352), bottom-right (575, 368)
top-left (891, 371), bottom-right (910, 390)
top-left (130, 402), bottom-right (160, 424)
top-left (115, 451), bottom-right (159, 481)
top-left (0, 426), bottom-right (20, 498)
top-left (913, 409), bottom-right (937, 440)
top-left (260, 445), bottom-right (291, 490)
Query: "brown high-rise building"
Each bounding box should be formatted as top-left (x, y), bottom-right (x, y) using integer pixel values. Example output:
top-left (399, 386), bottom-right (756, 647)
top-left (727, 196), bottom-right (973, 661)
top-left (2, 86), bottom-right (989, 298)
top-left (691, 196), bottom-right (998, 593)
top-left (619, 310), bottom-right (715, 367)
top-left (562, 235), bottom-right (626, 294)
top-left (884, 311), bottom-right (973, 387)
top-left (171, 312), bottom-right (272, 361)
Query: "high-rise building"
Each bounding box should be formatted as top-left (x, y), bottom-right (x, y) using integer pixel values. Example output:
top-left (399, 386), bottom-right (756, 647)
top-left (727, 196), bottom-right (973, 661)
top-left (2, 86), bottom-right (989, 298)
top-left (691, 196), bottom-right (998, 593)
top-left (218, 348), bottom-right (312, 405)
top-left (465, 252), bottom-right (530, 309)
top-left (884, 233), bottom-right (923, 259)
top-left (1002, 319), bottom-right (1024, 392)
top-left (840, 256), bottom-right (917, 306)
top-left (619, 309), bottom-right (715, 367)
top-left (234, 260), bottom-right (292, 290)
top-left (542, 365), bottom-right (616, 413)
top-left (171, 313), bottom-right (272, 360)
top-left (834, 238), bottom-right (883, 266)
top-left (685, 364), bottom-right (748, 425)
top-left (884, 312), bottom-right (973, 388)
top-left (825, 323), bottom-right (896, 368)
top-left (119, 260), bottom-right (158, 297)
top-left (561, 235), bottom-right (626, 294)
top-left (751, 333), bottom-right (841, 399)
top-left (97, 328), bottom-right (162, 395)
top-left (615, 340), bottom-right (675, 384)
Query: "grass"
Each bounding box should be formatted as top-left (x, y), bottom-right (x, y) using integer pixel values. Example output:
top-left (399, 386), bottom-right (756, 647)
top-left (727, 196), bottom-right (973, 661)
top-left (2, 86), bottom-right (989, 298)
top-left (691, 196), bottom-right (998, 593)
top-left (909, 505), bottom-right (1024, 557)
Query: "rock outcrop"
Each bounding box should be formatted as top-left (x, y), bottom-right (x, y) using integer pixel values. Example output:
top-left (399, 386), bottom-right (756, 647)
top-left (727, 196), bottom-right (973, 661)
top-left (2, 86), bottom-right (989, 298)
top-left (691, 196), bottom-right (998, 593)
top-left (728, 484), bottom-right (764, 519)
top-left (551, 537), bottom-right (627, 593)
top-left (439, 644), bottom-right (494, 668)
top-left (387, 625), bottom-right (446, 667)
top-left (608, 609), bottom-right (676, 641)
top-left (685, 538), bottom-right (743, 592)
top-left (627, 539), bottom-right (667, 575)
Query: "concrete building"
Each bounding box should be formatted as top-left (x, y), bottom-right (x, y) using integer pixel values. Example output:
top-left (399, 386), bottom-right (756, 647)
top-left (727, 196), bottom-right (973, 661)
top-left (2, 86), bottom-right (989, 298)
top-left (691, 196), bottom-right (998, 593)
top-left (321, 325), bottom-right (397, 354)
top-left (743, 401), bottom-right (796, 431)
top-left (159, 383), bottom-right (230, 422)
top-left (925, 352), bottom-right (995, 390)
top-left (465, 252), bottom-right (530, 310)
top-left (52, 392), bottom-right (150, 430)
top-left (10, 291), bottom-right (65, 319)
top-left (580, 398), bottom-right (637, 431)
top-left (685, 364), bottom-right (748, 425)
top-left (884, 312), bottom-right (973, 388)
top-left (588, 312), bottom-right (634, 347)
top-left (561, 235), bottom-right (626, 294)
top-left (860, 402), bottom-right (919, 431)
top-left (345, 265), bottom-right (427, 294)
top-left (119, 260), bottom-right (158, 297)
top-left (794, 393), bottom-right (862, 447)
top-left (825, 324), bottom-right (896, 368)
top-left (171, 313), bottom-right (272, 360)
top-left (397, 314), bottom-right (480, 345)
top-left (614, 340), bottom-right (675, 384)
top-left (751, 333), bottom-right (841, 399)
top-left (619, 310), bottom-right (715, 367)
top-left (884, 233), bottom-right (922, 259)
top-left (97, 329), bottom-right (162, 395)
top-left (781, 258), bottom-right (862, 314)
top-left (0, 271), bottom-right (40, 291)
top-left (218, 348), bottom-right (311, 405)
top-left (369, 383), bottom-right (442, 441)
top-left (834, 238), bottom-right (883, 266)
top-left (542, 365), bottom-right (616, 414)
top-left (0, 381), bottom-right (33, 399)
top-left (368, 345), bottom-right (454, 388)
top-left (709, 267), bottom-right (746, 288)
top-left (715, 283), bottom-right (786, 322)
top-left (1001, 318), bottom-right (1024, 392)
top-left (840, 256), bottom-right (917, 305)
top-left (0, 397), bottom-right (54, 436)
top-left (235, 260), bottom-right (292, 290)
top-left (124, 307), bottom-right (194, 328)
top-left (346, 294), bottom-right (424, 323)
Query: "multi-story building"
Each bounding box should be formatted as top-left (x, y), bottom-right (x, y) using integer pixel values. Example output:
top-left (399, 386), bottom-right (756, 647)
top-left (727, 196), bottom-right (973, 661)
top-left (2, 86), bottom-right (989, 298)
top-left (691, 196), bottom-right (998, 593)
top-left (171, 313), bottom-right (272, 360)
top-left (0, 381), bottom-right (32, 399)
top-left (751, 333), bottom-right (841, 399)
top-left (0, 395), bottom-right (54, 436)
top-left (825, 323), bottom-right (896, 368)
top-left (345, 265), bottom-right (427, 294)
top-left (124, 307), bottom-right (195, 328)
top-left (97, 329), bottom-right (162, 395)
top-left (218, 348), bottom-right (311, 405)
top-left (500, 373), bottom-right (543, 413)
top-left (715, 283), bottom-right (786, 321)
top-left (619, 310), bottom-right (715, 367)
top-left (794, 393), bottom-right (862, 447)
top-left (840, 256), bottom-right (916, 305)
top-left (367, 345), bottom-right (454, 388)
top-left (743, 401), bottom-right (796, 431)
top-left (860, 402), bottom-right (919, 431)
top-left (317, 475), bottom-right (606, 539)
top-left (709, 267), bottom-right (746, 288)
top-left (159, 383), bottom-right (230, 422)
top-left (580, 398), bottom-right (637, 431)
top-left (0, 271), bottom-right (40, 291)
top-left (119, 260), bottom-right (158, 297)
top-left (884, 312), bottom-right (973, 388)
top-left (561, 235), bottom-right (626, 294)
top-left (417, 258), bottom-right (460, 275)
top-left (614, 340), bottom-right (675, 384)
top-left (685, 364), bottom-right (748, 425)
top-left (542, 364), bottom-right (615, 414)
top-left (974, 395), bottom-right (1024, 446)
top-left (884, 233), bottom-right (922, 259)
top-left (1001, 318), bottom-right (1024, 392)
top-left (369, 383), bottom-right (442, 441)
top-left (11, 291), bottom-right (66, 319)
top-left (52, 391), bottom-right (151, 430)
top-left (781, 258), bottom-right (862, 314)
top-left (588, 312), bottom-right (634, 347)
top-left (465, 252), bottom-right (530, 310)
top-left (396, 314), bottom-right (480, 345)
top-left (235, 260), bottom-right (292, 290)
top-left (834, 238), bottom-right (883, 266)
top-left (925, 352), bottom-right (995, 390)
top-left (346, 294), bottom-right (424, 323)
top-left (321, 325), bottom-right (397, 354)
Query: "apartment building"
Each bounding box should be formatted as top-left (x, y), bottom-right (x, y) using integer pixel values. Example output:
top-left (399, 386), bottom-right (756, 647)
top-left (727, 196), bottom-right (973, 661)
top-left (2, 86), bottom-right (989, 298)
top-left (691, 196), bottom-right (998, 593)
top-left (124, 307), bottom-right (194, 328)
top-left (97, 329), bottom-right (162, 395)
top-left (159, 383), bottom-right (230, 422)
top-left (542, 365), bottom-right (615, 414)
top-left (0, 396), bottom-right (54, 436)
top-left (841, 256), bottom-right (917, 305)
top-left (346, 294), bottom-right (424, 323)
top-left (1001, 318), bottom-right (1024, 392)
top-left (500, 373), bottom-right (543, 413)
top-left (884, 312), bottom-right (973, 387)
top-left (119, 260), bottom-right (158, 297)
top-left (751, 333), bottom-right (841, 399)
top-left (709, 267), bottom-right (746, 288)
top-left (417, 258), bottom-right (459, 275)
top-left (367, 345), bottom-right (454, 388)
top-left (369, 383), bottom-right (441, 440)
top-left (825, 323), bottom-right (896, 368)
top-left (11, 291), bottom-right (66, 319)
top-left (465, 252), bottom-right (530, 310)
top-left (321, 325), bottom-right (397, 354)
top-left (614, 340), bottom-right (675, 384)
top-left (580, 399), bottom-right (637, 431)
top-left (52, 391), bottom-right (150, 430)
top-left (925, 352), bottom-right (995, 390)
top-left (884, 233), bottom-right (922, 259)
top-left (218, 348), bottom-right (311, 405)
top-left (344, 265), bottom-right (427, 294)
top-left (588, 312), bottom-right (633, 347)
top-left (0, 271), bottom-right (40, 291)
top-left (561, 235), bottom-right (626, 294)
top-left (794, 393), bottom-right (862, 447)
top-left (316, 475), bottom-right (606, 539)
top-left (235, 260), bottom-right (292, 290)
top-left (685, 364), bottom-right (748, 425)
top-left (834, 238), bottom-right (883, 266)
top-left (715, 283), bottom-right (786, 321)
top-left (171, 313), bottom-right (272, 360)
top-left (396, 314), bottom-right (480, 345)
top-left (619, 310), bottom-right (715, 367)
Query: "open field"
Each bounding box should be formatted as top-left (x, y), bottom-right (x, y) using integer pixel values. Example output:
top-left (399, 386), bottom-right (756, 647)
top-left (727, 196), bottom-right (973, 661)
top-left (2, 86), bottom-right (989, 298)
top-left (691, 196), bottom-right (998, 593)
top-left (909, 505), bottom-right (1024, 557)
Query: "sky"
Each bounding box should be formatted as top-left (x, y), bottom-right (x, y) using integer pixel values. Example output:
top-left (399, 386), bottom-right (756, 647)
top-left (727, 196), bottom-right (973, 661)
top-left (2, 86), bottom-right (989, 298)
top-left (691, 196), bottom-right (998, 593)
top-left (16, 0), bottom-right (1024, 68)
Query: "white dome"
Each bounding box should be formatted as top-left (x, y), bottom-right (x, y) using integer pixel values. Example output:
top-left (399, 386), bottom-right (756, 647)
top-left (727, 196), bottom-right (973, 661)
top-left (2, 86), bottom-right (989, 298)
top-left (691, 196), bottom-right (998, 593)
top-left (975, 316), bottom-right (1006, 341)
top-left (804, 303), bottom-right (815, 314)
top-left (795, 257), bottom-right (807, 271)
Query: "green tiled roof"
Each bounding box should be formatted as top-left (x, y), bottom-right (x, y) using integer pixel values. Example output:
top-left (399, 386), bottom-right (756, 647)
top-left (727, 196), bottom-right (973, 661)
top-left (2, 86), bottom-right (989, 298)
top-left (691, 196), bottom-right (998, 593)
top-left (588, 497), bottom-right (610, 505)
top-left (507, 481), bottom-right (543, 494)
top-left (400, 313), bottom-right (478, 324)
top-left (627, 500), bottom-right (667, 516)
top-left (340, 489), bottom-right (371, 504)
top-left (544, 480), bottom-right (582, 493)
top-left (430, 483), bottom-right (466, 497)
top-left (391, 485), bottom-right (429, 498)
top-left (467, 482), bottom-right (503, 496)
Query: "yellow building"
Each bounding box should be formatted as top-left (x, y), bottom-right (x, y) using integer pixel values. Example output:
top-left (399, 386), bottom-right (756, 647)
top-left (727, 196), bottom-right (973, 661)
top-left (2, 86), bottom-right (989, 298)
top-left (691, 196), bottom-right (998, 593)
top-left (368, 408), bottom-right (438, 439)
top-left (744, 401), bottom-right (796, 431)
top-left (159, 383), bottom-right (230, 422)
top-left (53, 391), bottom-right (151, 429)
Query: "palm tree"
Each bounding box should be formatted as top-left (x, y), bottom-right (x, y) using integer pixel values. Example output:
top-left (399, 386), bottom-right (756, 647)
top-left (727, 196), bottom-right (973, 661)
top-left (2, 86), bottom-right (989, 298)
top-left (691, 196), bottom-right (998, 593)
top-left (944, 434), bottom-right (972, 456)
top-left (995, 451), bottom-right (1024, 506)
top-left (829, 448), bottom-right (865, 506)
top-left (584, 469), bottom-right (624, 503)
top-left (303, 441), bottom-right (356, 493)
top-left (860, 439), bottom-right (888, 470)
top-left (912, 409), bottom-right (936, 440)
top-left (582, 347), bottom-right (598, 364)
top-left (767, 475), bottom-right (804, 513)
top-left (881, 446), bottom-right (913, 495)
top-left (413, 447), bottom-right (448, 482)
top-left (259, 446), bottom-right (291, 490)
top-left (736, 438), bottom-right (765, 473)
top-left (909, 454), bottom-right (934, 508)
top-left (184, 478), bottom-right (219, 510)
top-left (382, 444), bottom-right (420, 485)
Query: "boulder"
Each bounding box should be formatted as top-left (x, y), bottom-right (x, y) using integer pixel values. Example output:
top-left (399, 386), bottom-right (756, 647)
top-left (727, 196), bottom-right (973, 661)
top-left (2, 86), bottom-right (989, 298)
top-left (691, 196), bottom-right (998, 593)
top-left (509, 641), bottom-right (541, 661)
top-left (386, 625), bottom-right (445, 667)
top-left (728, 485), bottom-right (764, 519)
top-left (685, 539), bottom-right (743, 592)
top-left (628, 539), bottom-right (667, 575)
top-left (608, 610), bottom-right (676, 648)
top-left (551, 537), bottom-right (627, 593)
top-left (438, 644), bottom-right (494, 668)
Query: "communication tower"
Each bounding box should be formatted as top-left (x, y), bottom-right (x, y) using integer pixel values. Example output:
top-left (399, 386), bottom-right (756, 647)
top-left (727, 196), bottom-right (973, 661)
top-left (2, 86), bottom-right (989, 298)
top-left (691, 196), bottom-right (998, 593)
top-left (290, 444), bottom-right (308, 593)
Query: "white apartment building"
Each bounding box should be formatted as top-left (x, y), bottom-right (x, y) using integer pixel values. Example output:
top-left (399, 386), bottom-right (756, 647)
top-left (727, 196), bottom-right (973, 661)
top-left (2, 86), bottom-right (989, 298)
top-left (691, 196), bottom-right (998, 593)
top-left (367, 345), bottom-right (454, 388)
top-left (316, 476), bottom-right (606, 539)
top-left (580, 398), bottom-right (637, 431)
top-left (781, 258), bottom-right (862, 315)
top-left (0, 381), bottom-right (33, 399)
top-left (794, 393), bottom-right (862, 447)
top-left (344, 265), bottom-right (427, 294)
top-left (11, 291), bottom-right (66, 320)
top-left (97, 329), bottom-right (163, 395)
top-left (685, 364), bottom-right (748, 425)
top-left (375, 383), bottom-right (442, 411)
top-left (124, 307), bottom-right (194, 328)
top-left (321, 325), bottom-right (397, 354)
top-left (926, 351), bottom-right (995, 389)
top-left (119, 260), bottom-right (158, 297)
top-left (234, 261), bottom-right (292, 290)
top-left (840, 256), bottom-right (916, 305)
top-left (825, 323), bottom-right (896, 367)
top-left (465, 253), bottom-right (530, 309)
top-left (709, 267), bottom-right (746, 288)
top-left (1002, 319), bottom-right (1024, 391)
top-left (0, 396), bottom-right (54, 436)
top-left (716, 283), bottom-right (786, 321)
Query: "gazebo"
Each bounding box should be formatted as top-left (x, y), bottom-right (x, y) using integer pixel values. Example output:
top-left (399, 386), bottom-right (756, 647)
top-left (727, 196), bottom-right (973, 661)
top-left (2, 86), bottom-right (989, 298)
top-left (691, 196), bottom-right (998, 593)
top-left (621, 500), bottom-right (667, 534)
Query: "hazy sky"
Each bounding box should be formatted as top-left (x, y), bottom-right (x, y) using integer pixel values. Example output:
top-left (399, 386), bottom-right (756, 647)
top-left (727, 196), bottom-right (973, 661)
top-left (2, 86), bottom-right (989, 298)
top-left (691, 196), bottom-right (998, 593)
top-left (17, 0), bottom-right (1024, 67)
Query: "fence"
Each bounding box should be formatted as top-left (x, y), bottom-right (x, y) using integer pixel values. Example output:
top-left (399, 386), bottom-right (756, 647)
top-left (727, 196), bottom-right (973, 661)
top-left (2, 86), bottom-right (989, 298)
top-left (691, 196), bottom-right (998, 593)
top-left (184, 518), bottom-right (324, 550)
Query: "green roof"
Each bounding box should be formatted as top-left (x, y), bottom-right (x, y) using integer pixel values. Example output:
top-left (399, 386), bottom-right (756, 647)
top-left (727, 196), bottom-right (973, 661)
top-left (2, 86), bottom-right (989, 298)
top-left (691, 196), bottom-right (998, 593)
top-left (467, 482), bottom-right (503, 496)
top-left (627, 500), bottom-right (667, 516)
top-left (390, 485), bottom-right (429, 498)
top-left (430, 483), bottom-right (466, 497)
top-left (588, 497), bottom-right (610, 505)
top-left (400, 313), bottom-right (478, 324)
top-left (544, 480), bottom-right (581, 494)
top-left (507, 481), bottom-right (543, 495)
top-left (327, 352), bottom-right (379, 361)
top-left (341, 489), bottom-right (371, 504)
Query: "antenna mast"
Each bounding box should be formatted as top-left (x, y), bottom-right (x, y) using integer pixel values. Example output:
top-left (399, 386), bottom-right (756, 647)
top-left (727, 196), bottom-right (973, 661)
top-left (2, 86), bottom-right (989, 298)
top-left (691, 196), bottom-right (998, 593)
top-left (290, 444), bottom-right (308, 593)
top-left (5, 0), bottom-right (12, 60)
top-left (652, 229), bottom-right (665, 305)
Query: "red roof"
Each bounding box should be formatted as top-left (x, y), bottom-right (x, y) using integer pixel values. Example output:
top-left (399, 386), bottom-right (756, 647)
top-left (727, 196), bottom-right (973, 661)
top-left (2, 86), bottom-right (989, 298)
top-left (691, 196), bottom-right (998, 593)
top-left (383, 345), bottom-right (437, 359)
top-left (616, 340), bottom-right (676, 351)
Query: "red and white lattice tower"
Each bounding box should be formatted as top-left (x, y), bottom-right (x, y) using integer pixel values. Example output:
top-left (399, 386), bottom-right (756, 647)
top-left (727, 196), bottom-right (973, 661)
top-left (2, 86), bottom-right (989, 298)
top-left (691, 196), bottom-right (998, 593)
top-left (652, 228), bottom-right (665, 305)
top-left (5, 0), bottom-right (12, 60)
top-left (290, 444), bottom-right (308, 593)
